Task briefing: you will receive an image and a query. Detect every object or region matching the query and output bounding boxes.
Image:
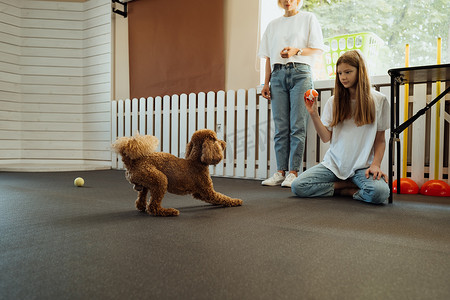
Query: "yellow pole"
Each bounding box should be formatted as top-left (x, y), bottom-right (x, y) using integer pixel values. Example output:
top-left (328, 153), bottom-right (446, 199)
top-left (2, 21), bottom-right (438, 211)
top-left (402, 44), bottom-right (409, 178)
top-left (434, 37), bottom-right (441, 180)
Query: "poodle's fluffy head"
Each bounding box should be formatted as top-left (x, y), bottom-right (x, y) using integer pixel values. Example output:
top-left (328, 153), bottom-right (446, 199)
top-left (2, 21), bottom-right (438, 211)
top-left (111, 132), bottom-right (159, 160)
top-left (185, 129), bottom-right (226, 165)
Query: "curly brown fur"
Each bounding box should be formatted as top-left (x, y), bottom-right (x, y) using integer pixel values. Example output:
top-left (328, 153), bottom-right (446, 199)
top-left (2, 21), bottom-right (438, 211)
top-left (111, 129), bottom-right (243, 216)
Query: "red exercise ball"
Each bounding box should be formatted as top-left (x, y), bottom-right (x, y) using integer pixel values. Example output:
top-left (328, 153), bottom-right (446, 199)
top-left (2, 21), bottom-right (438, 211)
top-left (419, 180), bottom-right (450, 197)
top-left (304, 89), bottom-right (318, 102)
top-left (392, 178), bottom-right (419, 194)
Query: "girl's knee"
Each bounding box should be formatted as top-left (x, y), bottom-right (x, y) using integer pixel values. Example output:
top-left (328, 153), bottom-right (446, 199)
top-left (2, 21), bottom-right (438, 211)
top-left (291, 176), bottom-right (313, 197)
top-left (374, 184), bottom-right (390, 204)
top-left (291, 179), bottom-right (307, 197)
top-left (359, 181), bottom-right (390, 204)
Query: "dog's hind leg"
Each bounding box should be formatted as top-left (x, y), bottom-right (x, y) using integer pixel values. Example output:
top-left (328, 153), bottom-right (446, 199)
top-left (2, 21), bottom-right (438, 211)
top-left (147, 189), bottom-right (180, 217)
top-left (135, 188), bottom-right (148, 212)
top-left (145, 173), bottom-right (180, 217)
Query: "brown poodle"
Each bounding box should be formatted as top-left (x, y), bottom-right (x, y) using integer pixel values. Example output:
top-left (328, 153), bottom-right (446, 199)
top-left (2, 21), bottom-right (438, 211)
top-left (112, 129), bottom-right (243, 216)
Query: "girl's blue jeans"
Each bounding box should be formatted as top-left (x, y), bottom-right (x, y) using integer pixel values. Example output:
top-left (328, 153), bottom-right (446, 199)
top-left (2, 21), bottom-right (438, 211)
top-left (270, 63), bottom-right (312, 172)
top-left (291, 163), bottom-right (390, 204)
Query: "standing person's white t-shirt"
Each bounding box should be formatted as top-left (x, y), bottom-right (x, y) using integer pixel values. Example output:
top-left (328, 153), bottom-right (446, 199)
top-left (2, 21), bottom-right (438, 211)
top-left (258, 11), bottom-right (324, 69)
top-left (320, 90), bottom-right (390, 179)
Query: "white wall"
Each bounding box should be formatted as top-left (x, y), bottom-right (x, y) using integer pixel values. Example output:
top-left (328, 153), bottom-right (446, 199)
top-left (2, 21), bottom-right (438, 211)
top-left (0, 0), bottom-right (22, 164)
top-left (224, 0), bottom-right (261, 91)
top-left (112, 12), bottom-right (129, 101)
top-left (0, 0), bottom-right (111, 171)
top-left (82, 1), bottom-right (113, 167)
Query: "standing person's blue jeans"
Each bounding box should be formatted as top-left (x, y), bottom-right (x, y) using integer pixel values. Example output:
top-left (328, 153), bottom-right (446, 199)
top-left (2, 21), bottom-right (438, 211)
top-left (270, 63), bottom-right (312, 172)
top-left (291, 163), bottom-right (390, 204)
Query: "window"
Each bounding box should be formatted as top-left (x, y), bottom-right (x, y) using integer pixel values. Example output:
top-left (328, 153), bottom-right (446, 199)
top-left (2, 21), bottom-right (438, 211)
top-left (259, 0), bottom-right (449, 81)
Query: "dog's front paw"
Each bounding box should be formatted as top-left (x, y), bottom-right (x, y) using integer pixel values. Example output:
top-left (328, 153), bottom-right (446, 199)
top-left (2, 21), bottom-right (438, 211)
top-left (222, 198), bottom-right (243, 206)
top-left (230, 198), bottom-right (243, 206)
top-left (147, 206), bottom-right (180, 217)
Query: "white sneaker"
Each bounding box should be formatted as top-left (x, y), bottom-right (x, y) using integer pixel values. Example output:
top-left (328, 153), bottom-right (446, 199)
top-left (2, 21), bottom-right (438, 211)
top-left (262, 172), bottom-right (285, 186)
top-left (281, 173), bottom-right (297, 188)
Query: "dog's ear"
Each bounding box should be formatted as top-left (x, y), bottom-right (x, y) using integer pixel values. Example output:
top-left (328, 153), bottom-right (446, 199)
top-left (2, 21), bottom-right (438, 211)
top-left (185, 139), bottom-right (202, 160)
top-left (201, 139), bottom-right (224, 165)
top-left (184, 141), bottom-right (194, 159)
top-left (185, 141), bottom-right (192, 159)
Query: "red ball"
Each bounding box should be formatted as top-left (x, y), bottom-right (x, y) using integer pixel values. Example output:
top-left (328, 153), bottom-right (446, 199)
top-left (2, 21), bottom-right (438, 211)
top-left (304, 89), bottom-right (319, 102)
top-left (419, 180), bottom-right (450, 197)
top-left (392, 178), bottom-right (419, 194)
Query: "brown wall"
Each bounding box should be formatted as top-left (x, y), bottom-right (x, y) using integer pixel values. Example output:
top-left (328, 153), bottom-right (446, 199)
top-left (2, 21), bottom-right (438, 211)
top-left (128, 0), bottom-right (225, 99)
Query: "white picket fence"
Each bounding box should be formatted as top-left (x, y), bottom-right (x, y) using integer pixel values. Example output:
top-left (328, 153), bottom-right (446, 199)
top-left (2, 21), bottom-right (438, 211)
top-left (111, 89), bottom-right (280, 179)
top-left (111, 79), bottom-right (449, 184)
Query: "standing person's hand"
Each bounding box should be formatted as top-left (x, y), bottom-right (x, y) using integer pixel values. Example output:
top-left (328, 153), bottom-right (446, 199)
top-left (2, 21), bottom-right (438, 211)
top-left (261, 85), bottom-right (271, 100)
top-left (280, 47), bottom-right (298, 58)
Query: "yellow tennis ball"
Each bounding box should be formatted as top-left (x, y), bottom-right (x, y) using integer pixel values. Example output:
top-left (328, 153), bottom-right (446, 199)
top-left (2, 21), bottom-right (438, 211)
top-left (74, 177), bottom-right (84, 187)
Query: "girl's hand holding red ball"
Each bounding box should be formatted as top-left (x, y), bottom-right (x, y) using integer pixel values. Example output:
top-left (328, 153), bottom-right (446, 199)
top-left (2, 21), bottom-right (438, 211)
top-left (304, 89), bottom-right (319, 114)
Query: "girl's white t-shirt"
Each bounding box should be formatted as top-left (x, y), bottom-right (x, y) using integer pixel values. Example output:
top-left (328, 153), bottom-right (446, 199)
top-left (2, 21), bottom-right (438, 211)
top-left (258, 11), bottom-right (324, 69)
top-left (320, 90), bottom-right (390, 179)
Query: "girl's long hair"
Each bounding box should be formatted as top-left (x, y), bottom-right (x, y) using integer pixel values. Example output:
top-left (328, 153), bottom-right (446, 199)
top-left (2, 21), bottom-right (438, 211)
top-left (330, 50), bottom-right (375, 127)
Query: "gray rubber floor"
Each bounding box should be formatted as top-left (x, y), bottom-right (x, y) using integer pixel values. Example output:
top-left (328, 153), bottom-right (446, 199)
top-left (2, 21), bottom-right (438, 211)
top-left (1, 170), bottom-right (449, 300)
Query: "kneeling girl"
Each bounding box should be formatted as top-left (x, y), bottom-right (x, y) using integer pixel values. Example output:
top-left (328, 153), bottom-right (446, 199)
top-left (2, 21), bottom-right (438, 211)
top-left (291, 50), bottom-right (390, 204)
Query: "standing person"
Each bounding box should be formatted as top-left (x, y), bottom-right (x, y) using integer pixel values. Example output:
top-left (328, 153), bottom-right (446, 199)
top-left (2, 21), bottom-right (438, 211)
top-left (291, 50), bottom-right (390, 204)
top-left (258, 0), bottom-right (324, 188)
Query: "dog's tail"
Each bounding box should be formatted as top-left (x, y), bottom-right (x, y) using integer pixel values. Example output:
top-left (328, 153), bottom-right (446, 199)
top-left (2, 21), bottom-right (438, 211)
top-left (111, 131), bottom-right (159, 160)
